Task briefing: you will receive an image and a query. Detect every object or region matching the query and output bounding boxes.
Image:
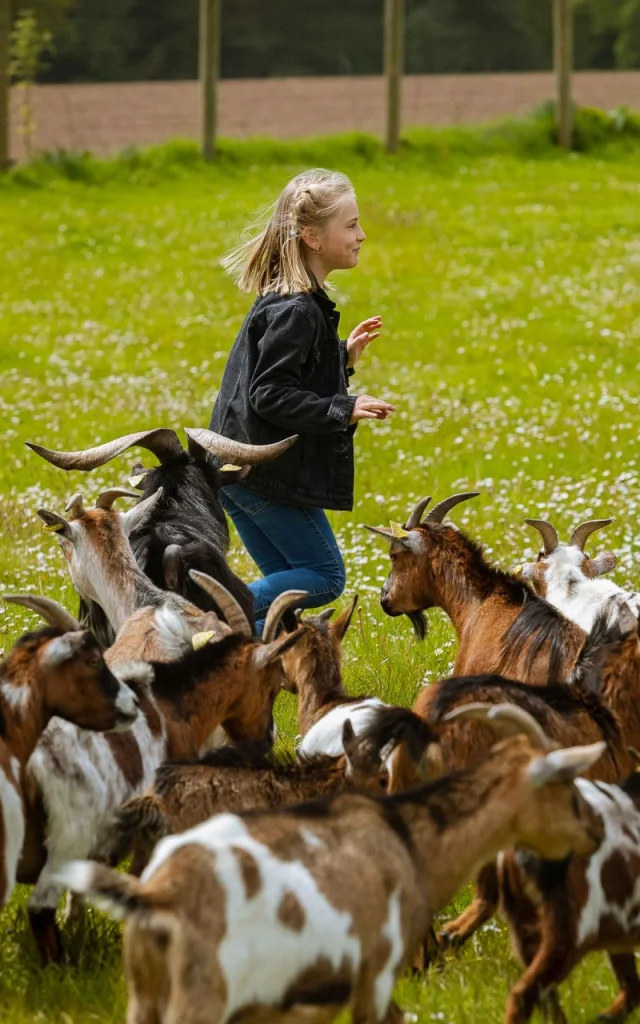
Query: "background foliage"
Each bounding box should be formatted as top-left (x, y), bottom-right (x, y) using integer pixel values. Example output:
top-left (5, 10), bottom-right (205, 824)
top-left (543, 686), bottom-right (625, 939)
top-left (12, 0), bottom-right (640, 85)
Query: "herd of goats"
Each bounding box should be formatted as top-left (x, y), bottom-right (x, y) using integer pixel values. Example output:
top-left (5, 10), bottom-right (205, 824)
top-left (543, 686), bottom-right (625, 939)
top-left (4, 425), bottom-right (640, 1024)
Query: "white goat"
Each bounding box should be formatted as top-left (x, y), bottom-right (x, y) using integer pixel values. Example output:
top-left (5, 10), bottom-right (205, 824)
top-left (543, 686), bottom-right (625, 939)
top-left (517, 518), bottom-right (640, 632)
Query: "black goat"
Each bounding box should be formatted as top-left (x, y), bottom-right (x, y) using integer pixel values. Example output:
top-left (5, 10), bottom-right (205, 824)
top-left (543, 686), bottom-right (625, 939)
top-left (27, 427), bottom-right (297, 646)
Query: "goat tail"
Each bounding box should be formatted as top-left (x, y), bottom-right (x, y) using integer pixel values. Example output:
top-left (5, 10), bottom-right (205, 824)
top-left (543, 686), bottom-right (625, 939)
top-left (55, 861), bottom-right (147, 920)
top-left (109, 795), bottom-right (169, 875)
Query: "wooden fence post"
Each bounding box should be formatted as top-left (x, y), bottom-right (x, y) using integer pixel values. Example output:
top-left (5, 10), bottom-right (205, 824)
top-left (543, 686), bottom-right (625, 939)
top-left (0, 0), bottom-right (10, 170)
top-left (554, 0), bottom-right (573, 149)
top-left (199, 0), bottom-right (221, 161)
top-left (384, 0), bottom-right (404, 153)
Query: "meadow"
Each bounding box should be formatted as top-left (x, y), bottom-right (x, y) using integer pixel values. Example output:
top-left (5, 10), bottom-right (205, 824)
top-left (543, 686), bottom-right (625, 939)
top-left (2, 124), bottom-right (640, 1021)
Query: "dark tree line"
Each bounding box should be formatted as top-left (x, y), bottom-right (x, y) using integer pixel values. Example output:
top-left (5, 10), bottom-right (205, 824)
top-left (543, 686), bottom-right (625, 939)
top-left (20, 0), bottom-right (640, 84)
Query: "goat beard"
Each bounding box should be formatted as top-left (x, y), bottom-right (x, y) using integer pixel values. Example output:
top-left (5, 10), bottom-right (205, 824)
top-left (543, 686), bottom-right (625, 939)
top-left (407, 610), bottom-right (428, 641)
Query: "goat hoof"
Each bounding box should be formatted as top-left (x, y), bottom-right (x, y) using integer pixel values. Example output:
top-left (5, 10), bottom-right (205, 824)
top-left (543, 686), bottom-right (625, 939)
top-left (438, 929), bottom-right (464, 950)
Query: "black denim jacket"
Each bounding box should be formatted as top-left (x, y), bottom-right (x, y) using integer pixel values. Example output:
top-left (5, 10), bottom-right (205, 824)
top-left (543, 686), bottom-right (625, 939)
top-left (209, 289), bottom-right (357, 511)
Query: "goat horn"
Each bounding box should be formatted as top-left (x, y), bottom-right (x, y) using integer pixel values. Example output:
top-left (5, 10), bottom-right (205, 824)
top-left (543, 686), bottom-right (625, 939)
top-left (3, 594), bottom-right (82, 632)
top-left (262, 590), bottom-right (309, 644)
top-left (188, 570), bottom-right (252, 637)
top-left (405, 496), bottom-right (432, 529)
top-left (570, 519), bottom-right (613, 551)
top-left (183, 428), bottom-right (298, 466)
top-left (95, 488), bottom-right (140, 510)
top-left (64, 493), bottom-right (85, 520)
top-left (425, 492), bottom-right (480, 524)
top-left (26, 428), bottom-right (184, 471)
top-left (524, 519), bottom-right (559, 555)
top-left (363, 525), bottom-right (395, 540)
top-left (443, 701), bottom-right (552, 751)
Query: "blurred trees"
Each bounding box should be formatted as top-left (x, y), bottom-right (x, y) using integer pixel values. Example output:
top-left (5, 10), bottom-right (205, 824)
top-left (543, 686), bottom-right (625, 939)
top-left (8, 0), bottom-right (640, 84)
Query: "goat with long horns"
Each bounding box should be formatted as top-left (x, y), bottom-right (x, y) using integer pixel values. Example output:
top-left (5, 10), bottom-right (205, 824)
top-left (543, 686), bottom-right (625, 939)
top-left (27, 427), bottom-right (297, 645)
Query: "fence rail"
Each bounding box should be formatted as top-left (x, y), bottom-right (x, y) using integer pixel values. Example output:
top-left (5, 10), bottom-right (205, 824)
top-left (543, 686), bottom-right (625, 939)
top-left (9, 70), bottom-right (640, 161)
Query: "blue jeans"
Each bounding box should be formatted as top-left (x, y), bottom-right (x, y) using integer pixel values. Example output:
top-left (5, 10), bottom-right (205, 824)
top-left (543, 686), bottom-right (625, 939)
top-left (219, 483), bottom-right (346, 632)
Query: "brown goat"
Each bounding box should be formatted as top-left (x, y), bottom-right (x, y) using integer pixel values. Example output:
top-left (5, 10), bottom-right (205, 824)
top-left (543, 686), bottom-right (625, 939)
top-left (60, 703), bottom-right (606, 1024)
top-left (0, 594), bottom-right (139, 908)
top-left (115, 707), bottom-right (438, 875)
top-left (366, 492), bottom-right (586, 683)
top-left (386, 665), bottom-right (634, 956)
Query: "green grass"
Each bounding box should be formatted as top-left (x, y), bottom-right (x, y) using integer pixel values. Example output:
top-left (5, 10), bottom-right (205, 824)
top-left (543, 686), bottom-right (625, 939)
top-left (3, 124), bottom-right (640, 1021)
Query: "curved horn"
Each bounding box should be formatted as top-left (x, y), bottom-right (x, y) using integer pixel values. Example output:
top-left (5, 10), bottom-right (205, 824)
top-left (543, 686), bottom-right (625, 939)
top-left (4, 594), bottom-right (82, 632)
top-left (425, 492), bottom-right (480, 525)
top-left (184, 428), bottom-right (298, 467)
top-left (64, 493), bottom-right (85, 520)
top-left (188, 570), bottom-right (252, 637)
top-left (405, 496), bottom-right (432, 530)
top-left (524, 519), bottom-right (560, 556)
top-left (95, 488), bottom-right (140, 511)
top-left (570, 519), bottom-right (613, 551)
top-left (443, 701), bottom-right (552, 751)
top-left (262, 590), bottom-right (309, 644)
top-left (26, 428), bottom-right (184, 471)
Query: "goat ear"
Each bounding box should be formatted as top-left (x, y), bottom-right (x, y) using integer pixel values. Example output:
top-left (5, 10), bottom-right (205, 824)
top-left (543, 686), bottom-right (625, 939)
top-left (526, 741), bottom-right (606, 787)
top-left (40, 630), bottom-right (87, 668)
top-left (513, 562), bottom-right (535, 580)
top-left (37, 508), bottom-right (74, 541)
top-left (342, 719), bottom-right (357, 757)
top-left (617, 600), bottom-right (638, 636)
top-left (251, 627), bottom-right (305, 671)
top-left (122, 487), bottom-right (164, 538)
top-left (331, 594), bottom-right (358, 641)
top-left (586, 551), bottom-right (617, 577)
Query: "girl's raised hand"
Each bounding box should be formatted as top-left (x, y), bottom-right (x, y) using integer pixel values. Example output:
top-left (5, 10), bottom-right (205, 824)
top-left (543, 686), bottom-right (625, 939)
top-left (349, 395), bottom-right (396, 425)
top-left (346, 315), bottom-right (382, 368)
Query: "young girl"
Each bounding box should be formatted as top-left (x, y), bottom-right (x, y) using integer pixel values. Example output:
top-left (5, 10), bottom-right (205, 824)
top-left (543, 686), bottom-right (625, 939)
top-left (209, 168), bottom-right (395, 630)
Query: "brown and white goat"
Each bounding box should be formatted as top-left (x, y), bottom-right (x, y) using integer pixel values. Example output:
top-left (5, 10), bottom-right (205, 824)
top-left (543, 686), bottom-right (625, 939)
top-left (114, 706), bottom-right (439, 875)
top-left (366, 492), bottom-right (586, 683)
top-left (499, 767), bottom-right (640, 1022)
top-left (0, 594), bottom-right (138, 908)
top-left (37, 489), bottom-right (233, 664)
top-left (516, 517), bottom-right (640, 632)
top-left (13, 585), bottom-right (305, 963)
top-left (60, 703), bottom-right (605, 1024)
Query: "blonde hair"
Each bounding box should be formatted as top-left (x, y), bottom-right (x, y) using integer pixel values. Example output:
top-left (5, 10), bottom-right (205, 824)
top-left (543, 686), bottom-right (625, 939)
top-left (221, 168), bottom-right (355, 295)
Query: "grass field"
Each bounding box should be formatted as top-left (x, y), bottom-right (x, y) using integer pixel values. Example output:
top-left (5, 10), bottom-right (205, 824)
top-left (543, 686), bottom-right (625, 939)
top-left (2, 129), bottom-right (640, 1021)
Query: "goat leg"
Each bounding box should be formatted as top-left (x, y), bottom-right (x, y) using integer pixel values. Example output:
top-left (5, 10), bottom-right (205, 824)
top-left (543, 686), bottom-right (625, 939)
top-left (28, 907), bottom-right (65, 965)
top-left (597, 954), bottom-right (640, 1021)
top-left (439, 862), bottom-right (499, 948)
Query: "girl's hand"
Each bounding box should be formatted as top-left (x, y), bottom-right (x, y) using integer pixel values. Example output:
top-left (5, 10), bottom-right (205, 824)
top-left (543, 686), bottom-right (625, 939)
top-left (346, 315), bottom-right (382, 368)
top-left (349, 395), bottom-right (396, 425)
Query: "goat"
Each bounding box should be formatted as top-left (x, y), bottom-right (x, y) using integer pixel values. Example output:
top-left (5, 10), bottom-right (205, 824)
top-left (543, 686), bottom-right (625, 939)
top-left (365, 492), bottom-right (587, 684)
top-left (499, 769), bottom-right (640, 1022)
top-left (516, 517), bottom-right (640, 632)
top-left (0, 594), bottom-right (139, 908)
top-left (279, 596), bottom-right (389, 753)
top-left (114, 707), bottom-right (438, 875)
top-left (36, 488), bottom-right (251, 665)
top-left (59, 703), bottom-right (605, 1024)
top-left (403, 666), bottom-right (633, 951)
top-left (11, 585), bottom-right (305, 964)
top-left (28, 426), bottom-right (298, 644)
top-left (408, 607), bottom-right (640, 950)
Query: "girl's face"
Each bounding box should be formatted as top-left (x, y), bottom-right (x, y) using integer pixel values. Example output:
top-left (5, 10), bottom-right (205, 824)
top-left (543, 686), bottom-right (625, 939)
top-left (304, 196), bottom-right (366, 273)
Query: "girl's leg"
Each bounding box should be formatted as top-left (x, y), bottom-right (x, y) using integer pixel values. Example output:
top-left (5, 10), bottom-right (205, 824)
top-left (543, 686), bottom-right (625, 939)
top-left (220, 484), bottom-right (346, 624)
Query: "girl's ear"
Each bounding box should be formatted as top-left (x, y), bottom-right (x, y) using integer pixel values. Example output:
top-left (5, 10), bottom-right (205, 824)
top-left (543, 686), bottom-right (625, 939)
top-left (300, 226), bottom-right (322, 252)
